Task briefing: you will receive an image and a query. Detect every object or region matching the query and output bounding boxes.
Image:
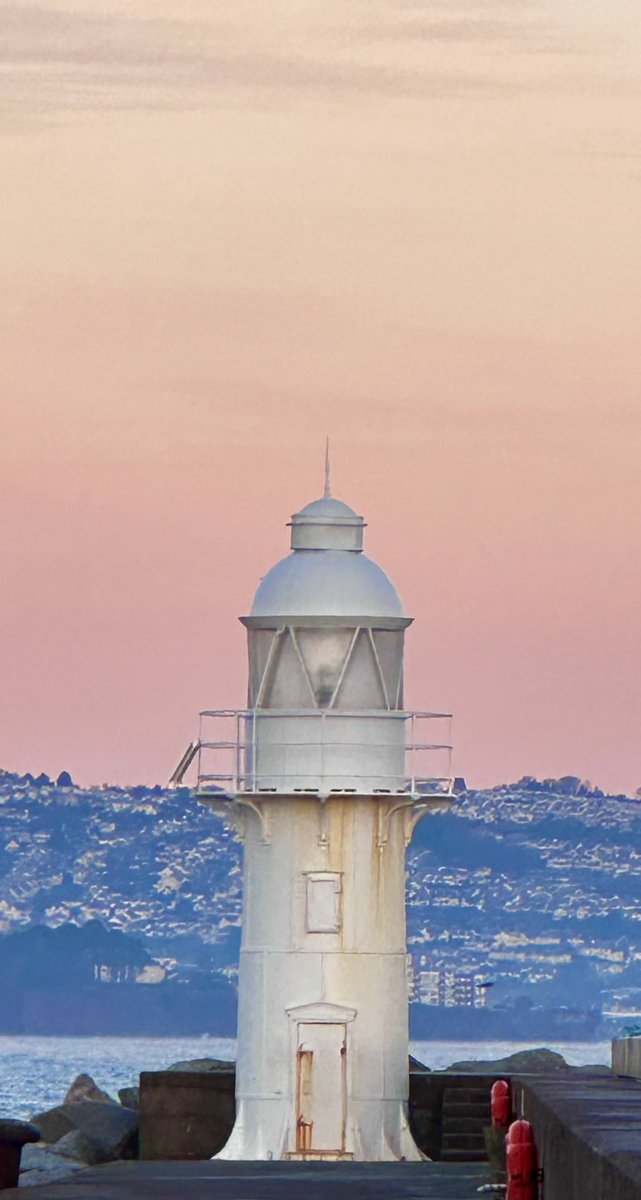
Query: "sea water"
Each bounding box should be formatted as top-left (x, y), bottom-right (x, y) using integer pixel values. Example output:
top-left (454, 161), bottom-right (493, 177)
top-left (0, 1035), bottom-right (611, 1120)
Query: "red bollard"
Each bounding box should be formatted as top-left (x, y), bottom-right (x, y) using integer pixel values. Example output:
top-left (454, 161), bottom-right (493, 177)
top-left (506, 1118), bottom-right (538, 1200)
top-left (491, 1080), bottom-right (511, 1128)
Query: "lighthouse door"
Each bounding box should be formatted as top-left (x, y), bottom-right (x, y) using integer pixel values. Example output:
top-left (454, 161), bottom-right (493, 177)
top-left (296, 1023), bottom-right (347, 1154)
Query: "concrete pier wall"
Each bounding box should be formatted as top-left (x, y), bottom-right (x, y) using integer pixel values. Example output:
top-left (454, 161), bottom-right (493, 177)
top-left (514, 1072), bottom-right (641, 1200)
top-left (138, 1068), bottom-right (501, 1162)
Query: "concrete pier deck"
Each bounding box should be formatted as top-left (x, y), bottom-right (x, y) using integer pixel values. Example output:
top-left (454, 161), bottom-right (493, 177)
top-left (4, 1160), bottom-right (491, 1199)
top-left (516, 1070), bottom-right (641, 1200)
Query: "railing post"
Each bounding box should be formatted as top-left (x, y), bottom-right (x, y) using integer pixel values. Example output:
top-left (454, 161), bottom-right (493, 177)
top-left (198, 712), bottom-right (203, 789)
top-left (410, 712), bottom-right (415, 793)
top-left (252, 710), bottom-right (257, 793)
top-left (235, 711), bottom-right (240, 793)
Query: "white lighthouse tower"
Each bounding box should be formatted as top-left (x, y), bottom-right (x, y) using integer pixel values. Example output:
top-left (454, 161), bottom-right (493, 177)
top-left (175, 465), bottom-right (453, 1160)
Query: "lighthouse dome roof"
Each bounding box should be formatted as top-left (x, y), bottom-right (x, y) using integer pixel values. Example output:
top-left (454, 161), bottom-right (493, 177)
top-left (250, 550), bottom-right (403, 619)
top-left (249, 490), bottom-right (404, 619)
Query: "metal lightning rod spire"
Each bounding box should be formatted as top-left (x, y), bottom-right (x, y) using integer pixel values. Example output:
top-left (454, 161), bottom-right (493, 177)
top-left (324, 436), bottom-right (332, 498)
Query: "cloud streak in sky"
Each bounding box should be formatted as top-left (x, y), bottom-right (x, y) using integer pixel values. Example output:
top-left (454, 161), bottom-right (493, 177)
top-left (0, 0), bottom-right (591, 121)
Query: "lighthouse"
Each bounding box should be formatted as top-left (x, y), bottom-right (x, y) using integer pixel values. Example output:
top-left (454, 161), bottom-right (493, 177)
top-left (176, 467), bottom-right (453, 1160)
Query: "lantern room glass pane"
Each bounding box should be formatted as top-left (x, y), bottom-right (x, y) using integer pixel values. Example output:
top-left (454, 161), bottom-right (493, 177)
top-left (333, 629), bottom-right (386, 710)
top-left (262, 629), bottom-right (314, 708)
top-left (371, 630), bottom-right (404, 709)
top-left (247, 628), bottom-right (279, 706)
top-left (295, 628), bottom-right (355, 708)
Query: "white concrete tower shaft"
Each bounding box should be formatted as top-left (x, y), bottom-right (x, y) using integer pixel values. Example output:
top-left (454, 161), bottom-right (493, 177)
top-left (195, 483), bottom-right (453, 1161)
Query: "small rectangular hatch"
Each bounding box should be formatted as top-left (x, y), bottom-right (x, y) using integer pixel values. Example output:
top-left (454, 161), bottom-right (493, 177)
top-left (305, 872), bottom-right (342, 933)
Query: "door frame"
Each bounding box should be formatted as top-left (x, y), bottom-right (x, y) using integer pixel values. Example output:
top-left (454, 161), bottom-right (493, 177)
top-left (286, 1002), bottom-right (356, 1156)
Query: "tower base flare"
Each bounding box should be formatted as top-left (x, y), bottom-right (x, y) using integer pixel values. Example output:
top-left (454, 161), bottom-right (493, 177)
top-left (214, 1097), bottom-right (425, 1162)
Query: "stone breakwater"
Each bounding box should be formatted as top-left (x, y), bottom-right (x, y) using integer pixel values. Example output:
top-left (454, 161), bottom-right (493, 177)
top-left (14, 1072), bottom-right (140, 1189)
top-left (2, 1075), bottom-right (140, 1185)
top-left (4, 1048), bottom-right (613, 1186)
top-left (10, 1059), bottom-right (235, 1188)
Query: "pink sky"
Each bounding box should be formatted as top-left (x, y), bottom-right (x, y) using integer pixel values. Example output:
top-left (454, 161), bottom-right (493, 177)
top-left (1, 0), bottom-right (640, 793)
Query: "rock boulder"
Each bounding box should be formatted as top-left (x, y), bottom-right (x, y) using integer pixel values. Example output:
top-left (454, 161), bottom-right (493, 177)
top-left (118, 1086), bottom-right (140, 1110)
top-left (19, 1144), bottom-right (88, 1189)
top-left (30, 1107), bottom-right (75, 1145)
top-left (31, 1100), bottom-right (138, 1159)
top-left (64, 1073), bottom-right (116, 1105)
top-left (50, 1129), bottom-right (110, 1165)
top-left (447, 1047), bottom-right (571, 1074)
top-left (167, 1058), bottom-right (234, 1073)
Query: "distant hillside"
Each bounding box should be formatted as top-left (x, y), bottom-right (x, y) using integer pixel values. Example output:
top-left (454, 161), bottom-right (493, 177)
top-left (2, 768), bottom-right (641, 1031)
top-left (408, 777), bottom-right (641, 1018)
top-left (0, 921), bottom-right (236, 1035)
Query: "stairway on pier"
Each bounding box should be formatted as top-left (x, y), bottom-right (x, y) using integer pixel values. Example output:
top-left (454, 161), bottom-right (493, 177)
top-left (440, 1084), bottom-right (491, 1162)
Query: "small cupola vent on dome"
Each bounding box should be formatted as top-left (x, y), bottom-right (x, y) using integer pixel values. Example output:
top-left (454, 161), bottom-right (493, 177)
top-left (289, 496), bottom-right (365, 552)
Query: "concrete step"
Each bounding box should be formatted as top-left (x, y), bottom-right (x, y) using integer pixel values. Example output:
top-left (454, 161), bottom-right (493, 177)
top-left (441, 1148), bottom-right (488, 1163)
top-left (442, 1132), bottom-right (487, 1151)
top-left (443, 1088), bottom-right (490, 1105)
top-left (443, 1116), bottom-right (489, 1134)
top-left (442, 1100), bottom-right (490, 1114)
top-left (441, 1085), bottom-right (490, 1163)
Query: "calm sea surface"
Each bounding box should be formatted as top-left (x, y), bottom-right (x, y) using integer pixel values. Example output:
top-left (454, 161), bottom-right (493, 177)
top-left (0, 1036), bottom-right (611, 1120)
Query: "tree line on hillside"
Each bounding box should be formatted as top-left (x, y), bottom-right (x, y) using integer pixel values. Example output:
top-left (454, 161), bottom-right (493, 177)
top-left (0, 922), bottom-right (237, 1036)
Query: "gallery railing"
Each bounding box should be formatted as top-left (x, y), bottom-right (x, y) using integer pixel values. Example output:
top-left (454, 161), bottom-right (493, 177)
top-left (170, 709), bottom-right (454, 798)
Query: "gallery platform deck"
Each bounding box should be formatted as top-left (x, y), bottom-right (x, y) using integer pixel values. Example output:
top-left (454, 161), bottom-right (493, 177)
top-left (5, 1159), bottom-right (491, 1199)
